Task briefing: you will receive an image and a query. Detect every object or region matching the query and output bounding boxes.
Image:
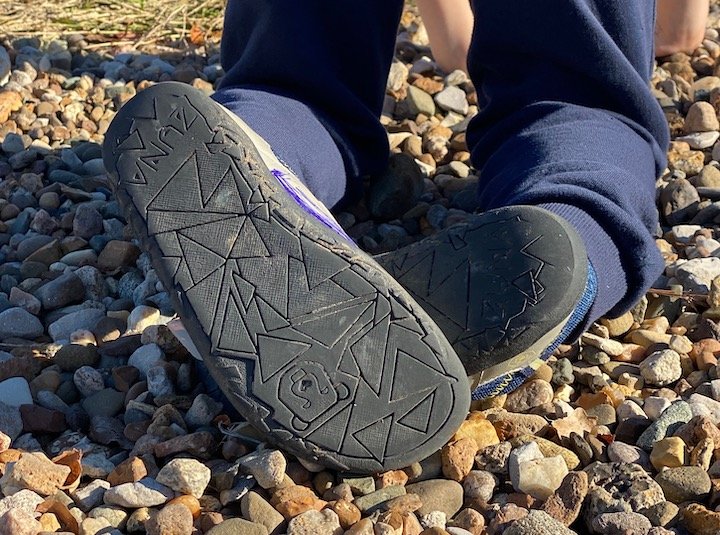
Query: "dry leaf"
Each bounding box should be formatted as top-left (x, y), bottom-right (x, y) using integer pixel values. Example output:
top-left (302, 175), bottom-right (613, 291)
top-left (52, 449), bottom-right (82, 493)
top-left (37, 497), bottom-right (80, 535)
top-left (551, 407), bottom-right (597, 440)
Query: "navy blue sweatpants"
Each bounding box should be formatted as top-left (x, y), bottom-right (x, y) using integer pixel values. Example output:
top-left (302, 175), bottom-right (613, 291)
top-left (213, 0), bottom-right (670, 326)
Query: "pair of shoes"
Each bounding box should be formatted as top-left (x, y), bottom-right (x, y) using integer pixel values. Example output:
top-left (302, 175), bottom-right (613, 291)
top-left (102, 82), bottom-right (592, 473)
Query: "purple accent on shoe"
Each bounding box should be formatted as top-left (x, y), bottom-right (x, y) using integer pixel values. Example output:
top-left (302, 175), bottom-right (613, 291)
top-left (271, 168), bottom-right (353, 242)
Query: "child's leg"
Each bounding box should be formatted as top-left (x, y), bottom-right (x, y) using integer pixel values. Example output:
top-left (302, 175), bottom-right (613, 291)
top-left (655, 0), bottom-right (709, 57)
top-left (214, 0), bottom-right (407, 208)
top-left (465, 0), bottom-right (669, 330)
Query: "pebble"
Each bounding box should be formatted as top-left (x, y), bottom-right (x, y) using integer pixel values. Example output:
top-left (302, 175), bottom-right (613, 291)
top-left (504, 379), bottom-right (554, 412)
top-left (405, 480), bottom-right (463, 517)
top-left (591, 512), bottom-right (652, 535)
top-left (502, 510), bottom-right (576, 535)
top-left (636, 400), bottom-right (693, 450)
top-left (156, 458), bottom-right (211, 498)
top-left (654, 465), bottom-right (711, 503)
top-left (0, 307), bottom-right (43, 339)
top-left (0, 377), bottom-right (33, 407)
top-left (516, 455), bottom-right (568, 501)
top-left (239, 449), bottom-right (286, 489)
top-left (650, 437), bottom-right (686, 469)
top-left (206, 518), bottom-right (270, 535)
top-left (287, 509), bottom-right (343, 535)
top-left (241, 491), bottom-right (286, 535)
top-left (639, 349), bottom-right (682, 386)
top-left (145, 503), bottom-right (194, 535)
top-left (103, 478), bottom-right (174, 508)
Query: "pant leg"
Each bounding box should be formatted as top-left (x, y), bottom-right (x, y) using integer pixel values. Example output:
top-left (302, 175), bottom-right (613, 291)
top-left (466, 1), bottom-right (669, 322)
top-left (215, 0), bottom-right (404, 207)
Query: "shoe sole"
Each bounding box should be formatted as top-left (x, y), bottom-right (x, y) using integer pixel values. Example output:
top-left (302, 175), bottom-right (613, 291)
top-left (102, 82), bottom-right (470, 472)
top-left (376, 206), bottom-right (588, 386)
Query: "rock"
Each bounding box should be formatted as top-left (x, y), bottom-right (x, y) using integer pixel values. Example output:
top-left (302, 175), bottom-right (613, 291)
top-left (637, 399), bottom-right (693, 450)
top-left (73, 365), bottom-right (105, 398)
top-left (242, 491), bottom-right (285, 535)
top-left (434, 86), bottom-right (468, 115)
top-left (583, 463), bottom-right (665, 527)
top-left (591, 512), bottom-right (652, 535)
top-left (239, 449), bottom-right (286, 489)
top-left (206, 518), bottom-right (269, 535)
top-left (540, 471), bottom-right (588, 526)
top-left (9, 287), bottom-right (40, 315)
top-left (682, 503), bottom-right (720, 535)
top-left (685, 101), bottom-right (719, 132)
top-left (107, 457), bottom-right (148, 486)
top-left (502, 510), bottom-right (576, 535)
top-left (508, 441), bottom-right (544, 490)
top-left (127, 305), bottom-right (161, 333)
top-left (287, 509), bottom-right (342, 535)
top-left (0, 508), bottom-right (43, 535)
top-left (639, 349), bottom-right (682, 386)
top-left (0, 451), bottom-right (71, 496)
top-left (271, 484), bottom-right (325, 519)
top-left (441, 438), bottom-right (477, 481)
top-left (509, 435), bottom-right (581, 470)
top-left (452, 412), bottom-right (500, 449)
top-left (145, 503), bottom-right (194, 535)
top-left (34, 272), bottom-right (84, 310)
top-left (462, 470), bottom-right (496, 502)
top-left (405, 480), bottom-right (463, 517)
top-left (328, 499), bottom-right (361, 530)
top-left (73, 203), bottom-right (103, 239)
top-left (0, 401), bottom-right (22, 439)
top-left (504, 380), bottom-right (554, 412)
top-left (185, 393), bottom-right (223, 428)
top-left (516, 455), bottom-right (569, 501)
top-left (352, 486), bottom-right (405, 513)
top-left (650, 437), bottom-right (686, 469)
top-left (156, 458), bottom-right (211, 498)
top-left (0, 377), bottom-right (32, 407)
top-left (81, 388), bottom-right (124, 417)
top-left (403, 85), bottom-right (436, 118)
top-left (607, 441), bottom-right (651, 470)
top-left (676, 257), bottom-right (720, 293)
top-left (48, 308), bottom-right (106, 342)
top-left (128, 344), bottom-right (164, 378)
top-left (146, 365), bottom-right (174, 397)
top-left (20, 404), bottom-right (66, 433)
top-left (474, 441), bottom-right (511, 474)
top-left (53, 344), bottom-right (100, 371)
top-left (72, 479), bottom-right (111, 512)
top-left (98, 240), bottom-right (141, 271)
top-left (0, 307), bottom-right (43, 340)
top-left (0, 489), bottom-right (44, 517)
top-left (103, 478), bottom-right (174, 508)
top-left (654, 466), bottom-right (711, 503)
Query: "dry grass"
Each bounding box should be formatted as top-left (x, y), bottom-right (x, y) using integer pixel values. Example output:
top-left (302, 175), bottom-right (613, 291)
top-left (0, 0), bottom-right (225, 49)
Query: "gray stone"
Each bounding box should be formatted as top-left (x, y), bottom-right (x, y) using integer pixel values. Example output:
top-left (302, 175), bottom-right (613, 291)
top-left (607, 442), bottom-right (651, 470)
top-left (0, 400), bottom-right (23, 439)
top-left (352, 485), bottom-right (406, 513)
top-left (591, 512), bottom-right (652, 535)
top-left (206, 518), bottom-right (269, 535)
top-left (34, 272), bottom-right (84, 311)
top-left (405, 479), bottom-right (463, 517)
top-left (71, 479), bottom-right (110, 512)
top-left (53, 343), bottom-right (99, 371)
top-left (636, 401), bottom-right (693, 450)
top-left (81, 388), bottom-right (124, 417)
top-left (287, 509), bottom-right (342, 535)
top-left (654, 466), bottom-right (712, 503)
top-left (48, 308), bottom-right (106, 341)
top-left (0, 377), bottom-right (32, 407)
top-left (103, 478), bottom-right (173, 508)
top-left (503, 510), bottom-right (576, 535)
top-left (403, 85), bottom-right (436, 117)
top-left (367, 153), bottom-right (424, 220)
top-left (0, 307), bottom-right (43, 340)
top-left (156, 458), bottom-right (211, 498)
top-left (434, 86), bottom-right (468, 115)
top-left (73, 203), bottom-right (103, 239)
top-left (185, 393), bottom-right (223, 428)
top-left (146, 365), bottom-right (174, 397)
top-left (241, 491), bottom-right (285, 535)
top-left (73, 366), bottom-right (105, 398)
top-left (127, 343), bottom-right (164, 378)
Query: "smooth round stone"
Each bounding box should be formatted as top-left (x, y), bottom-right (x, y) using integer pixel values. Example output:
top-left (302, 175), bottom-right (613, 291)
top-left (654, 466), bottom-right (712, 503)
top-left (0, 307), bottom-right (43, 340)
top-left (73, 366), bottom-right (105, 398)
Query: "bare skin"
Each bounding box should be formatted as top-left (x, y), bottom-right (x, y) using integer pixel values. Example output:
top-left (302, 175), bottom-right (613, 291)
top-left (655, 0), bottom-right (709, 57)
top-left (417, 0), bottom-right (709, 73)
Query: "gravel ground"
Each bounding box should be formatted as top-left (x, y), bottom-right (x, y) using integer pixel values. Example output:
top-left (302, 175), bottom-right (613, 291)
top-left (2, 6), bottom-right (720, 535)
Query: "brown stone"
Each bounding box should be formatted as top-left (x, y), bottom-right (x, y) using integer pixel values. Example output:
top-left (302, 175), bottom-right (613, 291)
top-left (271, 485), bottom-right (326, 519)
top-left (20, 404), bottom-right (66, 433)
top-left (452, 411), bottom-right (500, 449)
top-left (153, 431), bottom-right (215, 458)
top-left (0, 91), bottom-right (23, 123)
top-left (452, 508), bottom-right (485, 535)
top-left (145, 503), bottom-right (194, 535)
top-left (540, 471), bottom-right (589, 526)
top-left (682, 503), bottom-right (720, 535)
top-left (97, 240), bottom-right (141, 272)
top-left (383, 493), bottom-right (422, 515)
top-left (329, 499), bottom-right (361, 529)
top-left (0, 508), bottom-right (42, 535)
top-left (107, 456), bottom-right (147, 486)
top-left (504, 380), bottom-right (553, 412)
top-left (377, 469), bottom-right (408, 488)
top-left (167, 495), bottom-right (201, 519)
top-left (2, 451), bottom-right (71, 496)
top-left (441, 437), bottom-right (478, 481)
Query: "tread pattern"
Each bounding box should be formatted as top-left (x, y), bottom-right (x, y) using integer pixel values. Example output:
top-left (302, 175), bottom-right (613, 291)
top-left (103, 83), bottom-right (469, 472)
top-left (378, 207), bottom-right (587, 375)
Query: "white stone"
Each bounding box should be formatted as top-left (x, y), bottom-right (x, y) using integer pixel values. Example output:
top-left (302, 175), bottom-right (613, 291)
top-left (516, 455), bottom-right (569, 501)
top-left (103, 478), bottom-right (173, 508)
top-left (239, 449), bottom-right (286, 489)
top-left (126, 305), bottom-right (161, 333)
top-left (676, 131), bottom-right (720, 149)
top-left (644, 396), bottom-right (672, 421)
top-left (671, 224), bottom-right (703, 244)
top-left (127, 344), bottom-right (164, 379)
top-left (689, 393), bottom-right (720, 423)
top-left (675, 257), bottom-right (720, 293)
top-left (616, 400), bottom-right (647, 421)
top-left (639, 349), bottom-right (682, 386)
top-left (156, 458), bottom-right (211, 498)
top-left (508, 441), bottom-right (543, 490)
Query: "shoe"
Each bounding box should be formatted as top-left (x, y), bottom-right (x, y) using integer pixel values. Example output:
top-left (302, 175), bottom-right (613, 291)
top-left (102, 82), bottom-right (470, 472)
top-left (375, 205), bottom-right (596, 399)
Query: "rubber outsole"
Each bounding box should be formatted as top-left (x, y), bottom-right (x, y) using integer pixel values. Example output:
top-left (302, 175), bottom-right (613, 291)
top-left (375, 206), bottom-right (588, 380)
top-left (101, 82), bottom-right (470, 473)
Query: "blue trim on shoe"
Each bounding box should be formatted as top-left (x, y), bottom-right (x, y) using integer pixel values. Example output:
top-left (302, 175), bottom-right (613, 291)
top-left (471, 261), bottom-right (598, 400)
